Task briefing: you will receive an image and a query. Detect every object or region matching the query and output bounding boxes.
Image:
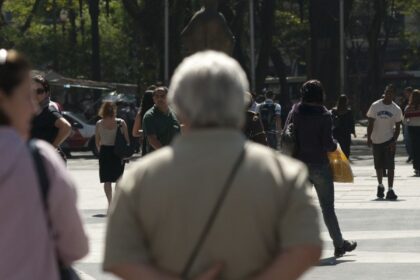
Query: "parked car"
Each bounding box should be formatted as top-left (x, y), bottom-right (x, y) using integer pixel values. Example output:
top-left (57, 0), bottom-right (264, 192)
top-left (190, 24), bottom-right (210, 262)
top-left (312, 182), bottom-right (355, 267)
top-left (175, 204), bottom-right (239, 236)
top-left (62, 111), bottom-right (98, 157)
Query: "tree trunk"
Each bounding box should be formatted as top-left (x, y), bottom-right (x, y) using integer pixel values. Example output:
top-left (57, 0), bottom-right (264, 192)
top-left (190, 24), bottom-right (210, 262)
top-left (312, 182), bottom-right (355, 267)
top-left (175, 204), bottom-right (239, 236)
top-left (20, 0), bottom-right (44, 34)
top-left (271, 48), bottom-right (289, 106)
top-left (255, 0), bottom-right (276, 94)
top-left (88, 0), bottom-right (101, 80)
top-left (231, 0), bottom-right (249, 79)
top-left (79, 0), bottom-right (85, 43)
top-left (365, 0), bottom-right (386, 108)
top-left (68, 0), bottom-right (77, 46)
top-left (309, 0), bottom-right (340, 106)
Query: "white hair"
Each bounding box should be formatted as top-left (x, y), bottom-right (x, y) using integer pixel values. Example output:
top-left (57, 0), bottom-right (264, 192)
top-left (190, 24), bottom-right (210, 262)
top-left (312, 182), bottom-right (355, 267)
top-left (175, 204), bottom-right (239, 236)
top-left (168, 51), bottom-right (249, 129)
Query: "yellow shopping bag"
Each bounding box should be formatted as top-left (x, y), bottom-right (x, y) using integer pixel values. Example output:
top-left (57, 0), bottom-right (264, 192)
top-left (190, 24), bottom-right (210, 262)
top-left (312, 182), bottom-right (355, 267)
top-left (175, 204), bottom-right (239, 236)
top-left (327, 145), bottom-right (354, 183)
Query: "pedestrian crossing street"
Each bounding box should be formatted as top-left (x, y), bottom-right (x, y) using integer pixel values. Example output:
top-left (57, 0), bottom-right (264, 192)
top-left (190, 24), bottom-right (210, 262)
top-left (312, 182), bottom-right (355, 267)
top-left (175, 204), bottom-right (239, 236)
top-left (71, 156), bottom-right (420, 279)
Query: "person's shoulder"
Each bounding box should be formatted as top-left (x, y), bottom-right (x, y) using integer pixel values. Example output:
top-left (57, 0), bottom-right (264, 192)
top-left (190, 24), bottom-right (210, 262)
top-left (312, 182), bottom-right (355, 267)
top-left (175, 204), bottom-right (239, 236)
top-left (246, 142), bottom-right (307, 180)
top-left (143, 107), bottom-right (155, 118)
top-left (33, 140), bottom-right (66, 170)
top-left (371, 99), bottom-right (383, 107)
top-left (119, 147), bottom-right (173, 192)
top-left (391, 101), bottom-right (402, 111)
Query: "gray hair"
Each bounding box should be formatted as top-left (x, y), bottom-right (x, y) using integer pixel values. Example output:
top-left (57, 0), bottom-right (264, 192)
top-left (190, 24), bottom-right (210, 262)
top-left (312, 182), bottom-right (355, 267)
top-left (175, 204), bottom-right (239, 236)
top-left (168, 51), bottom-right (249, 129)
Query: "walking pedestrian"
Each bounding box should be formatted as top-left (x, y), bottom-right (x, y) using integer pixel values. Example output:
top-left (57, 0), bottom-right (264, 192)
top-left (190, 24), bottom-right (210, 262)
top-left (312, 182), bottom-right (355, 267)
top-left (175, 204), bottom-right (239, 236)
top-left (142, 87), bottom-right (181, 153)
top-left (132, 89), bottom-right (154, 156)
top-left (256, 90), bottom-right (282, 149)
top-left (0, 49), bottom-right (88, 279)
top-left (367, 84), bottom-right (403, 200)
top-left (331, 95), bottom-right (356, 159)
top-left (403, 87), bottom-right (414, 163)
top-left (243, 92), bottom-right (267, 145)
top-left (404, 89), bottom-right (420, 176)
top-left (104, 51), bottom-right (322, 280)
top-left (290, 79), bottom-right (357, 257)
top-left (31, 75), bottom-right (72, 161)
top-left (95, 101), bottom-right (130, 208)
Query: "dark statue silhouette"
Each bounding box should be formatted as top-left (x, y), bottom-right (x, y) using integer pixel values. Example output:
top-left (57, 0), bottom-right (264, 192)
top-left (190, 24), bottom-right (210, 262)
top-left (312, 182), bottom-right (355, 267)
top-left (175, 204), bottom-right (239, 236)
top-left (181, 0), bottom-right (235, 56)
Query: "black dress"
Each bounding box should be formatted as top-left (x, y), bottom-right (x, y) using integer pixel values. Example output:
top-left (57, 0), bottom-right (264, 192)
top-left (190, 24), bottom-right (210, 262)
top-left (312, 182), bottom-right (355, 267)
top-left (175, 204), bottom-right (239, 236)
top-left (331, 109), bottom-right (355, 159)
top-left (99, 145), bottom-right (125, 183)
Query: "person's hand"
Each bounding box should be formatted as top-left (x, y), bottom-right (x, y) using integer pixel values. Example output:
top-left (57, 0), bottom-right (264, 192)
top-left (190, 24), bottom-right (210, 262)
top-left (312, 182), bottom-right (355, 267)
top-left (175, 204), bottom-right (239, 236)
top-left (194, 262), bottom-right (224, 280)
top-left (389, 141), bottom-right (396, 152)
top-left (367, 138), bottom-right (372, 147)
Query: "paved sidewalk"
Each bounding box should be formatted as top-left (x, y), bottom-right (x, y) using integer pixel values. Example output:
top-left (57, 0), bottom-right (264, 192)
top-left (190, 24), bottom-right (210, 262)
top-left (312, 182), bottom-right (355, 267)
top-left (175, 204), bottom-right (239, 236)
top-left (69, 144), bottom-right (420, 280)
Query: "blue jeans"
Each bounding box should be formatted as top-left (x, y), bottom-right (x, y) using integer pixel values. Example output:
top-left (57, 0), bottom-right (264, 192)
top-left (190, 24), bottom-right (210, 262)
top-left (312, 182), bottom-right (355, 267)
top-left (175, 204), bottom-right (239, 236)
top-left (266, 132), bottom-right (278, 150)
top-left (307, 163), bottom-right (344, 248)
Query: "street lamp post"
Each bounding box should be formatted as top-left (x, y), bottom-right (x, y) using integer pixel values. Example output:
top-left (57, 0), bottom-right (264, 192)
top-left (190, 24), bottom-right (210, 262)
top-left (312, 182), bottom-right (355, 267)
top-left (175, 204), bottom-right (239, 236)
top-left (249, 0), bottom-right (256, 93)
top-left (164, 0), bottom-right (169, 85)
top-left (339, 0), bottom-right (345, 94)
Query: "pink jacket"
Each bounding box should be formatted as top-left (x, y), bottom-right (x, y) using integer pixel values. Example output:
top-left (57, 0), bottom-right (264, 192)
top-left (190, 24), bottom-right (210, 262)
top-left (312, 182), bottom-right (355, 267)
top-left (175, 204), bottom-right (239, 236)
top-left (0, 128), bottom-right (88, 280)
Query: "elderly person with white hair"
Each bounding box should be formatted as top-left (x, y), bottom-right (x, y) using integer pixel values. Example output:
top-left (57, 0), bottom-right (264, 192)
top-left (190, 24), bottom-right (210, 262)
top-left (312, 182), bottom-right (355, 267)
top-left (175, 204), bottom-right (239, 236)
top-left (103, 51), bottom-right (322, 280)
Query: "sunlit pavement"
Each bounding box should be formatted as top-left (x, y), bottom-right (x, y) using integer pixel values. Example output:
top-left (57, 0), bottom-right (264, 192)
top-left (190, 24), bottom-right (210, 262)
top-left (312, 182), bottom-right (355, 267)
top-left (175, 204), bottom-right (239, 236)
top-left (69, 143), bottom-right (420, 280)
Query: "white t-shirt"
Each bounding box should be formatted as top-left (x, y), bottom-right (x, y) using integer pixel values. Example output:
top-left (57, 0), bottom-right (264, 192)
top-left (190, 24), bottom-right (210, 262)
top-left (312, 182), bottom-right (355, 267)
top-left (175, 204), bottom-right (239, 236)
top-left (366, 100), bottom-right (403, 144)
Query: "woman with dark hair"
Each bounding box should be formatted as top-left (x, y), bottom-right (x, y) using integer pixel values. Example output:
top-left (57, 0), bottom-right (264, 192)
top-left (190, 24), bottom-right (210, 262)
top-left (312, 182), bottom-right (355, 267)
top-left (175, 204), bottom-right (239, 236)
top-left (287, 79), bottom-right (357, 258)
top-left (96, 101), bottom-right (130, 207)
top-left (404, 89), bottom-right (420, 176)
top-left (132, 89), bottom-right (155, 156)
top-left (0, 49), bottom-right (88, 279)
top-left (331, 95), bottom-right (356, 158)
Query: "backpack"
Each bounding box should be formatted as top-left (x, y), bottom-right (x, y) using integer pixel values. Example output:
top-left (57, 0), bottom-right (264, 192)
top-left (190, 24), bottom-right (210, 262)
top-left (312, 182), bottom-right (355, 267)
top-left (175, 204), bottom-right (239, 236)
top-left (259, 103), bottom-right (276, 132)
top-left (280, 105), bottom-right (298, 157)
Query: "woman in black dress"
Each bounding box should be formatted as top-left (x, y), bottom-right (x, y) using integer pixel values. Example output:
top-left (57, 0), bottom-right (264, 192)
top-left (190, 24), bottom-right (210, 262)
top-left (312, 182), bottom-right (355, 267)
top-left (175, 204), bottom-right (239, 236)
top-left (331, 95), bottom-right (356, 159)
top-left (95, 102), bottom-right (130, 208)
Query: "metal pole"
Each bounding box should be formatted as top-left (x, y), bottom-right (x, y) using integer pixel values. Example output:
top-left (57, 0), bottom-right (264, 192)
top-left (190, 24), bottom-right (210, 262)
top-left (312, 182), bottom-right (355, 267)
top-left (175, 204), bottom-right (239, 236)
top-left (249, 0), bottom-right (256, 93)
top-left (164, 0), bottom-right (169, 85)
top-left (339, 0), bottom-right (345, 94)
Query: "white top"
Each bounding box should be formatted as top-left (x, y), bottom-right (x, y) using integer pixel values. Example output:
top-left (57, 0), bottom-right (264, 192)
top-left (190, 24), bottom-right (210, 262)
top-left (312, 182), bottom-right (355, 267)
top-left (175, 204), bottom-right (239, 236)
top-left (367, 100), bottom-right (403, 144)
top-left (256, 99), bottom-right (282, 116)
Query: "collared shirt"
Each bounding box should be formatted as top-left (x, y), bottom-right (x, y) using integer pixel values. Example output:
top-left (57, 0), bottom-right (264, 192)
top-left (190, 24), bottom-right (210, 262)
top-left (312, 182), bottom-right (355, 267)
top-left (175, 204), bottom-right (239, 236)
top-left (142, 106), bottom-right (181, 153)
top-left (103, 129), bottom-right (321, 279)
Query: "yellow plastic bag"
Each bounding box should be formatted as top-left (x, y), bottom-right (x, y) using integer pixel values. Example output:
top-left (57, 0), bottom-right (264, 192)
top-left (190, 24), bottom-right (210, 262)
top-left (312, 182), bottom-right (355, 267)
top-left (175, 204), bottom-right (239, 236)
top-left (327, 145), bottom-right (354, 183)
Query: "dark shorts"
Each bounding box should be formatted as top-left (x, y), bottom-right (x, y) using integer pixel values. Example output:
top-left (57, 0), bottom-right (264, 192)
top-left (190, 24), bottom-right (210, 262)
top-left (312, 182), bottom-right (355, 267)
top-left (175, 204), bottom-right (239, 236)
top-left (372, 139), bottom-right (395, 170)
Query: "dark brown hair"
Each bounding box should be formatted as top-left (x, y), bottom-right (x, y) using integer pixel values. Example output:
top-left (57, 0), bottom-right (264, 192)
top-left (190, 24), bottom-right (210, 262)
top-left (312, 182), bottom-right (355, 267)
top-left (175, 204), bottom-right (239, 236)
top-left (0, 49), bottom-right (31, 125)
top-left (409, 89), bottom-right (420, 110)
top-left (336, 94), bottom-right (349, 112)
top-left (301, 79), bottom-right (324, 104)
top-left (32, 74), bottom-right (50, 94)
top-left (98, 101), bottom-right (117, 118)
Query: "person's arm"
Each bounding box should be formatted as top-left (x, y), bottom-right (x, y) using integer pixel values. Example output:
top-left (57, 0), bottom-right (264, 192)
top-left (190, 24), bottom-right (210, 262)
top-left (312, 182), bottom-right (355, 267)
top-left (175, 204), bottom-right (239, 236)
top-left (275, 116), bottom-right (282, 133)
top-left (108, 263), bottom-right (223, 280)
top-left (121, 120), bottom-right (131, 145)
top-left (257, 163), bottom-right (322, 280)
top-left (147, 135), bottom-right (163, 150)
top-left (52, 117), bottom-right (72, 148)
top-left (367, 118), bottom-right (374, 147)
top-left (132, 113), bottom-right (142, 138)
top-left (323, 115), bottom-right (338, 152)
top-left (350, 111), bottom-right (356, 137)
top-left (142, 114), bottom-right (162, 150)
top-left (393, 121), bottom-right (401, 142)
top-left (39, 142), bottom-right (89, 264)
top-left (254, 246), bottom-right (321, 280)
top-left (95, 122), bottom-right (101, 152)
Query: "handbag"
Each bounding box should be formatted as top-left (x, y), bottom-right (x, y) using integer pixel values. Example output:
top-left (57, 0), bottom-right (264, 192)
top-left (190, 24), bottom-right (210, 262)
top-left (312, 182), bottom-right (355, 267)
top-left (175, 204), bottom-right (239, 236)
top-left (181, 146), bottom-right (246, 279)
top-left (280, 105), bottom-right (298, 157)
top-left (327, 144), bottom-right (354, 183)
top-left (113, 120), bottom-right (134, 158)
top-left (28, 140), bottom-right (80, 280)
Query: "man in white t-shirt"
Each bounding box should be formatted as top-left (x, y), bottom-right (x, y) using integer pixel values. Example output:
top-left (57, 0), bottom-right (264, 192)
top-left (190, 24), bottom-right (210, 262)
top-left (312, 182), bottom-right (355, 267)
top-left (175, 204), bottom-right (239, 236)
top-left (367, 84), bottom-right (403, 200)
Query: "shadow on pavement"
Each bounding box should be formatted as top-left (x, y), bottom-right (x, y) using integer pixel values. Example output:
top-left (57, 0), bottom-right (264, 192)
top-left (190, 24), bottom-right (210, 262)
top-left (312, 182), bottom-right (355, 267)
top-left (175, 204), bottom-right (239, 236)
top-left (318, 257), bottom-right (356, 266)
top-left (92, 214), bottom-right (107, 218)
top-left (370, 199), bottom-right (406, 202)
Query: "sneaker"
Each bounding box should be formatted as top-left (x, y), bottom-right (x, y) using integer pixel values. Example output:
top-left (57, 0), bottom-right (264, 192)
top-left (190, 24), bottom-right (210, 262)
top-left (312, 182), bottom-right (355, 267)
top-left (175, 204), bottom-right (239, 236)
top-left (334, 240), bottom-right (357, 258)
top-left (386, 189), bottom-right (398, 200)
top-left (407, 157), bottom-right (413, 163)
top-left (415, 170), bottom-right (420, 177)
top-left (377, 184), bottom-right (385, 199)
